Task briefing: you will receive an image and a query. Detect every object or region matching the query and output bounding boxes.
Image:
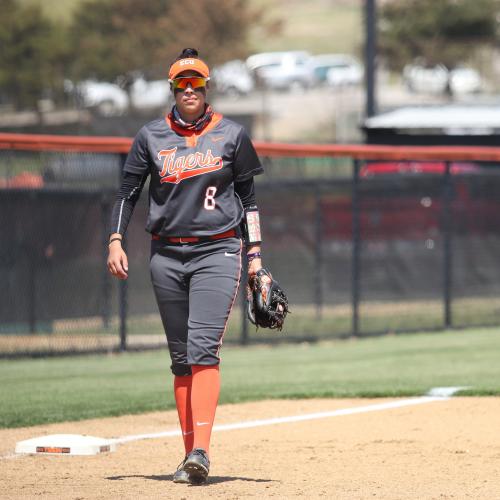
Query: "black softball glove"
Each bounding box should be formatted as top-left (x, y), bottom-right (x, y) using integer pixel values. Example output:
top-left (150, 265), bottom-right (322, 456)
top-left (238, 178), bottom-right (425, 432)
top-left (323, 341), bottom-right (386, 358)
top-left (247, 268), bottom-right (289, 331)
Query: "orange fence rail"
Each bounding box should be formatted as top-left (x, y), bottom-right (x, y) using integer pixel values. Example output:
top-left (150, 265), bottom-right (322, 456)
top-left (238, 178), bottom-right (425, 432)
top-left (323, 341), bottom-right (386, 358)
top-left (0, 133), bottom-right (132, 154)
top-left (2, 132), bottom-right (500, 161)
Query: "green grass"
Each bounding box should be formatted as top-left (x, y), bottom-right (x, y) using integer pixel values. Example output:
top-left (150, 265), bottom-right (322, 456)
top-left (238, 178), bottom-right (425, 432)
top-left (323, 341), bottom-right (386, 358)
top-left (1, 327), bottom-right (499, 428)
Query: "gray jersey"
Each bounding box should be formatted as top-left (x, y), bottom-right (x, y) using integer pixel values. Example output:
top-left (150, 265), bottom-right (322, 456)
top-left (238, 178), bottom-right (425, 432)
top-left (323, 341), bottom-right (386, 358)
top-left (124, 113), bottom-right (263, 237)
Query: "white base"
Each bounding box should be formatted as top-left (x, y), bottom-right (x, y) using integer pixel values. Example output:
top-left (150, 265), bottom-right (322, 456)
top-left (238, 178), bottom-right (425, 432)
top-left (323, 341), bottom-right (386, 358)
top-left (426, 386), bottom-right (469, 397)
top-left (15, 434), bottom-right (117, 456)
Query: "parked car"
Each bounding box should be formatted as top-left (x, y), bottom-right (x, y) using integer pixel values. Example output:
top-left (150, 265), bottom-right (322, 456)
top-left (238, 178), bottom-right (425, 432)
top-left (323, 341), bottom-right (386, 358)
top-left (67, 76), bottom-right (173, 115)
top-left (73, 80), bottom-right (129, 116)
top-left (211, 59), bottom-right (255, 97)
top-left (403, 64), bottom-right (482, 95)
top-left (448, 67), bottom-right (482, 95)
top-left (359, 161), bottom-right (480, 177)
top-left (246, 51), bottom-right (314, 91)
top-left (129, 77), bottom-right (171, 109)
top-left (320, 160), bottom-right (498, 241)
top-left (310, 54), bottom-right (363, 86)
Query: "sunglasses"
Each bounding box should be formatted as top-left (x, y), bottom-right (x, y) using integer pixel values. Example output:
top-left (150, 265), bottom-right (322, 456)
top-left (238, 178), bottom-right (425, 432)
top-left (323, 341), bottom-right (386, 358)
top-left (171, 76), bottom-right (208, 91)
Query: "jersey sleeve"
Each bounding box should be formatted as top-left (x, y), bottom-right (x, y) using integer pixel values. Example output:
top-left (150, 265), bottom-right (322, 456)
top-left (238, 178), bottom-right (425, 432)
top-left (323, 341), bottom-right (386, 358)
top-left (233, 128), bottom-right (264, 182)
top-left (109, 171), bottom-right (149, 236)
top-left (234, 177), bottom-right (257, 209)
top-left (123, 126), bottom-right (151, 174)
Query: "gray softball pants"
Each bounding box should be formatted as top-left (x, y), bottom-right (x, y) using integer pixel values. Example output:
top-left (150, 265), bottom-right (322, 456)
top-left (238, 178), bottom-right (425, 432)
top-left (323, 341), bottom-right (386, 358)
top-left (149, 237), bottom-right (242, 376)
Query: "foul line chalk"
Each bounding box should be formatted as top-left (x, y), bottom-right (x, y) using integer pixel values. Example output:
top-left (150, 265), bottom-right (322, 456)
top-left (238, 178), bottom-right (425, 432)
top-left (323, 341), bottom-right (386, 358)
top-left (4, 386), bottom-right (466, 459)
top-left (114, 398), bottom-right (439, 444)
top-left (112, 387), bottom-right (465, 446)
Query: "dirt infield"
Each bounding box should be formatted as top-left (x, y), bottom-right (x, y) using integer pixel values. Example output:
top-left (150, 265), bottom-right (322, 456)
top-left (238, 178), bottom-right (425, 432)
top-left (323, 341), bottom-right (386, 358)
top-left (1, 398), bottom-right (499, 499)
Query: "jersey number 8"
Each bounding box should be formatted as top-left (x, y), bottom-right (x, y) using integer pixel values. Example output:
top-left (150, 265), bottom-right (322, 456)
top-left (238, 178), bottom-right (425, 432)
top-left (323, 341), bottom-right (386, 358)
top-left (204, 186), bottom-right (217, 210)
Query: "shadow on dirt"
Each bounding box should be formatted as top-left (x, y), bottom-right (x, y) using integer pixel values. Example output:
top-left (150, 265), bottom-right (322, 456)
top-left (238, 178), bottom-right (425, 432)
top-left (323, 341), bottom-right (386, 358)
top-left (106, 474), bottom-right (278, 484)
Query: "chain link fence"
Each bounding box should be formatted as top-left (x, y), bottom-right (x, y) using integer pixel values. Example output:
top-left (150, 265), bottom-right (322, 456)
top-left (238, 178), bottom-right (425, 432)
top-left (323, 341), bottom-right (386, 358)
top-left (1, 136), bottom-right (500, 356)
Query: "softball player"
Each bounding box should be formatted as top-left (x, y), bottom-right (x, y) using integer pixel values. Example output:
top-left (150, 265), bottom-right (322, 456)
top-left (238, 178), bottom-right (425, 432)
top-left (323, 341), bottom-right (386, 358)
top-left (107, 48), bottom-right (265, 485)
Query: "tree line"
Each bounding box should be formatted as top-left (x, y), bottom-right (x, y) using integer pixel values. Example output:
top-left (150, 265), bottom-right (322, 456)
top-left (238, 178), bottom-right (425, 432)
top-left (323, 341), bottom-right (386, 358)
top-left (1, 0), bottom-right (499, 110)
top-left (379, 0), bottom-right (500, 72)
top-left (0, 0), bottom-right (267, 110)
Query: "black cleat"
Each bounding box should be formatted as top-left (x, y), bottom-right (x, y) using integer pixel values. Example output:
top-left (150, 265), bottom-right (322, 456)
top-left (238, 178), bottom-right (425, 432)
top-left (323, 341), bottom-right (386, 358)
top-left (183, 448), bottom-right (210, 485)
top-left (172, 456), bottom-right (190, 484)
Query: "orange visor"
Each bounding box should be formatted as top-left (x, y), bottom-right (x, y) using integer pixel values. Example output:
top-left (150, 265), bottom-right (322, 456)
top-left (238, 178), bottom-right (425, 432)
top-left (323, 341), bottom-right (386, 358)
top-left (168, 58), bottom-right (210, 80)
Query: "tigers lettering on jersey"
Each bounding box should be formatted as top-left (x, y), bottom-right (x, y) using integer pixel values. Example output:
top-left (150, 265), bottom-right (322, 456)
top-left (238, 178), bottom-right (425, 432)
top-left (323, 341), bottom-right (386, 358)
top-left (157, 147), bottom-right (223, 184)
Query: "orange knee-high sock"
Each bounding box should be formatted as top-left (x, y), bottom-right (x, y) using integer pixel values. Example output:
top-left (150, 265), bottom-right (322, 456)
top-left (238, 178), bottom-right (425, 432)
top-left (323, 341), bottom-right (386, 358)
top-left (190, 365), bottom-right (220, 455)
top-left (174, 375), bottom-right (194, 455)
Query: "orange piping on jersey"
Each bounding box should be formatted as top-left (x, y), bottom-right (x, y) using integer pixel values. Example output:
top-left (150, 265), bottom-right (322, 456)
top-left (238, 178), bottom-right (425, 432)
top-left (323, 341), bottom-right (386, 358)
top-left (161, 162), bottom-right (223, 184)
top-left (186, 134), bottom-right (197, 148)
top-left (216, 238), bottom-right (242, 359)
top-left (165, 113), bottom-right (223, 148)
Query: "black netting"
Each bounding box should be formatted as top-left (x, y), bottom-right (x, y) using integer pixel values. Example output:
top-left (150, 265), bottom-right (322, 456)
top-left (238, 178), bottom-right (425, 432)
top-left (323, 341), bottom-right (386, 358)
top-left (449, 172), bottom-right (500, 327)
top-left (0, 150), bottom-right (123, 355)
top-left (355, 164), bottom-right (500, 334)
top-left (1, 148), bottom-right (500, 356)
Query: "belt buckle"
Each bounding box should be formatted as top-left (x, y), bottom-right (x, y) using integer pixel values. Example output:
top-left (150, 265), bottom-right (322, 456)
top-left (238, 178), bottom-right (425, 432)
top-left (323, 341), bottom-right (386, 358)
top-left (178, 236), bottom-right (199, 244)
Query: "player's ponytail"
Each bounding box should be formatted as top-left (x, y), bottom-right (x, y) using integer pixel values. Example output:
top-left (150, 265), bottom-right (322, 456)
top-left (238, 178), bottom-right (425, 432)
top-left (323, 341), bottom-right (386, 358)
top-left (177, 48), bottom-right (199, 60)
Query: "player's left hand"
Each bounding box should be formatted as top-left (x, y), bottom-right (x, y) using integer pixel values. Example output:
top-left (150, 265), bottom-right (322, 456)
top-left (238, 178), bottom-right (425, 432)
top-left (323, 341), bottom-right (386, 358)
top-left (247, 258), bottom-right (264, 282)
top-left (246, 267), bottom-right (289, 330)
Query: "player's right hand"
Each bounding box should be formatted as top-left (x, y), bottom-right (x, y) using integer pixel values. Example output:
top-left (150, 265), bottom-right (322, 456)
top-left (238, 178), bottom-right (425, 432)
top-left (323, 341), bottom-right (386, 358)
top-left (107, 242), bottom-right (129, 280)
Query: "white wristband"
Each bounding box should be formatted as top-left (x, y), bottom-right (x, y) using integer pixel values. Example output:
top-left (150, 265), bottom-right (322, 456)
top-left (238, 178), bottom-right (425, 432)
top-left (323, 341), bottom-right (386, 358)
top-left (245, 210), bottom-right (261, 244)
